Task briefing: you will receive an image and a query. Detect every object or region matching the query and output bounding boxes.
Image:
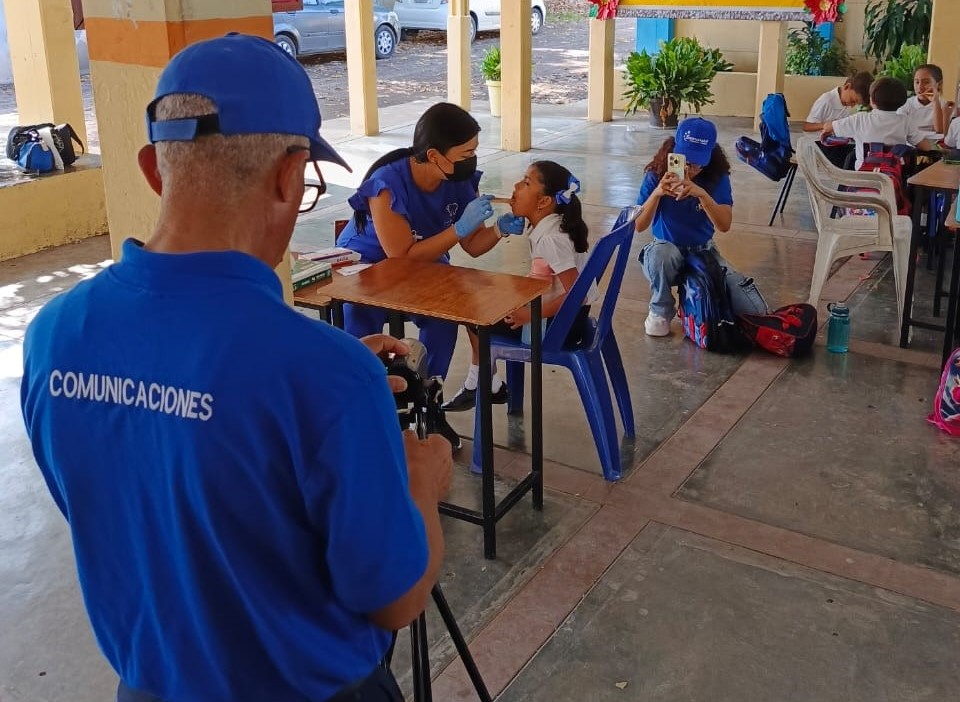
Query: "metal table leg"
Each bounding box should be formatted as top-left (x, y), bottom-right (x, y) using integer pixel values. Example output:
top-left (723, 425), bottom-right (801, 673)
top-left (530, 297), bottom-right (543, 510)
top-left (942, 234), bottom-right (960, 366)
top-left (477, 325), bottom-right (496, 559)
top-left (900, 186), bottom-right (926, 347)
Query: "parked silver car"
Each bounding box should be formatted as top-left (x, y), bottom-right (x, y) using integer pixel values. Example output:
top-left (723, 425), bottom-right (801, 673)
top-left (393, 0), bottom-right (546, 42)
top-left (274, 0), bottom-right (401, 60)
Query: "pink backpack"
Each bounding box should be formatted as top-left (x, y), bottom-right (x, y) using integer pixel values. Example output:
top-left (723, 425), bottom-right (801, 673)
top-left (928, 348), bottom-right (960, 436)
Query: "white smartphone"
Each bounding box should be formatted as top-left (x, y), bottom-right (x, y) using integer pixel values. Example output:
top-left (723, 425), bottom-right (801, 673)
top-left (667, 152), bottom-right (686, 180)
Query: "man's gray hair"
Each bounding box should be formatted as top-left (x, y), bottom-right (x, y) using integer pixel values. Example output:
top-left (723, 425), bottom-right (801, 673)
top-left (153, 94), bottom-right (308, 199)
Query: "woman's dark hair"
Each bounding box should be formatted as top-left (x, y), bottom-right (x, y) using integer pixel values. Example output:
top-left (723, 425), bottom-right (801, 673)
top-left (531, 160), bottom-right (589, 254)
top-left (353, 103), bottom-right (481, 231)
top-left (643, 137), bottom-right (731, 192)
top-left (915, 63), bottom-right (944, 85)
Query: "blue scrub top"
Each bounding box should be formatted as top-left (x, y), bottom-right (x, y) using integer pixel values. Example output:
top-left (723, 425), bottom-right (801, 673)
top-left (337, 156), bottom-right (483, 263)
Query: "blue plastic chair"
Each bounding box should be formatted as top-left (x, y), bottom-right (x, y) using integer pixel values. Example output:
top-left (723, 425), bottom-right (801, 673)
top-left (475, 207), bottom-right (637, 481)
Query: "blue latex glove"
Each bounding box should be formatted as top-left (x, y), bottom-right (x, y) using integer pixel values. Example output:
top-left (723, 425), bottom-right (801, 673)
top-left (454, 194), bottom-right (495, 239)
top-left (497, 213), bottom-right (526, 236)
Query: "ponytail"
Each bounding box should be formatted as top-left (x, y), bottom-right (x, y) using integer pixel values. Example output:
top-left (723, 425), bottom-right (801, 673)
top-left (353, 147), bottom-right (414, 233)
top-left (557, 196), bottom-right (589, 254)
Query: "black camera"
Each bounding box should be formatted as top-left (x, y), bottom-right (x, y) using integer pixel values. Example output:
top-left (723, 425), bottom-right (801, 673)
top-left (386, 339), bottom-right (444, 437)
top-left (386, 339), bottom-right (461, 450)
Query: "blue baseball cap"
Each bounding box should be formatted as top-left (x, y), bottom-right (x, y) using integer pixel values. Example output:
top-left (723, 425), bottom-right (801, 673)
top-left (673, 117), bottom-right (717, 167)
top-left (146, 33), bottom-right (351, 172)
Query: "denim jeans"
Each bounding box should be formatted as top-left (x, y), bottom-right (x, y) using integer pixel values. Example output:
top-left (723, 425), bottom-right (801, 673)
top-left (639, 239), bottom-right (767, 319)
top-left (342, 302), bottom-right (459, 379)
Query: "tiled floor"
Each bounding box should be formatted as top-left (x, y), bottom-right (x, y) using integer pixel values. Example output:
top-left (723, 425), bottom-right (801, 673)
top-left (1, 99), bottom-right (958, 702)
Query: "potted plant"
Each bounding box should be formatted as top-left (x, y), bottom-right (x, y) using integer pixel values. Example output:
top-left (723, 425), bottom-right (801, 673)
top-left (480, 46), bottom-right (502, 117)
top-left (785, 22), bottom-right (851, 77)
top-left (622, 37), bottom-right (732, 129)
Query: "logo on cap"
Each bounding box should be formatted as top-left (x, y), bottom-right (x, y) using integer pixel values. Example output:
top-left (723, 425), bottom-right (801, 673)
top-left (683, 133), bottom-right (711, 146)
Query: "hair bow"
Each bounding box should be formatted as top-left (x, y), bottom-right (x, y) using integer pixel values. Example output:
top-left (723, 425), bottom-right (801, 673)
top-left (555, 175), bottom-right (581, 205)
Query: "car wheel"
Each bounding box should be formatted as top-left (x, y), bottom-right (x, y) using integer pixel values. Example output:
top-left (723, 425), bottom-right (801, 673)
top-left (531, 7), bottom-right (544, 35)
top-left (374, 26), bottom-right (397, 59)
top-left (469, 14), bottom-right (478, 43)
top-left (275, 34), bottom-right (297, 58)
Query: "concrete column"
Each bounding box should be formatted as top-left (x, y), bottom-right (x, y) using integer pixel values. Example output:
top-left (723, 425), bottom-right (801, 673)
top-left (587, 18), bottom-right (615, 123)
top-left (446, 0), bottom-right (471, 110)
top-left (930, 0), bottom-right (960, 103)
top-left (500, 0), bottom-right (532, 152)
top-left (3, 0), bottom-right (87, 143)
top-left (83, 0), bottom-right (273, 259)
top-left (754, 20), bottom-right (786, 131)
top-left (345, 0), bottom-right (379, 136)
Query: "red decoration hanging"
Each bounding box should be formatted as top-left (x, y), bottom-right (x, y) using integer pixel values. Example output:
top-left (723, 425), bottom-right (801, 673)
top-left (587, 0), bottom-right (620, 20)
top-left (803, 0), bottom-right (846, 25)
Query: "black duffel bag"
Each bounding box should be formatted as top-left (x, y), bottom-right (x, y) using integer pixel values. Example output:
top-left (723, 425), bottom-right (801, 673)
top-left (6, 123), bottom-right (85, 166)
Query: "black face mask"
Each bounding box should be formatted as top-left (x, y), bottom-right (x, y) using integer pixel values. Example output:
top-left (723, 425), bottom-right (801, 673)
top-left (438, 154), bottom-right (478, 182)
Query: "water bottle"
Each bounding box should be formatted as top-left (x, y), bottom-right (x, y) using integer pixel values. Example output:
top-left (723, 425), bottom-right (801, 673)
top-left (826, 302), bottom-right (850, 353)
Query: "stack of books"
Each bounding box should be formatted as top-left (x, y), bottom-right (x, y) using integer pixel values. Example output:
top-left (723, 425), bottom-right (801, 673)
top-left (291, 258), bottom-right (332, 291)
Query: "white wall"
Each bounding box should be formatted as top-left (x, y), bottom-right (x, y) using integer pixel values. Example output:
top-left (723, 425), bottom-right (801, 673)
top-left (0, 0), bottom-right (90, 87)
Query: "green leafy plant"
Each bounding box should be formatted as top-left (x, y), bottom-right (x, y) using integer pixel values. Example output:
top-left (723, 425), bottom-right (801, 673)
top-left (879, 44), bottom-right (928, 94)
top-left (785, 22), bottom-right (850, 77)
top-left (863, 0), bottom-right (932, 65)
top-left (622, 37), bottom-right (732, 121)
top-left (479, 46), bottom-right (501, 82)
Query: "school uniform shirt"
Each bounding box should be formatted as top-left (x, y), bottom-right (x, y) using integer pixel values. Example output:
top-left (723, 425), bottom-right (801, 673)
top-left (897, 95), bottom-right (948, 140)
top-left (337, 156), bottom-right (483, 263)
top-left (636, 170), bottom-right (734, 248)
top-left (806, 87), bottom-right (849, 124)
top-left (945, 118), bottom-right (960, 148)
top-left (527, 213), bottom-right (598, 305)
top-left (21, 239), bottom-right (428, 702)
top-left (831, 109), bottom-right (927, 170)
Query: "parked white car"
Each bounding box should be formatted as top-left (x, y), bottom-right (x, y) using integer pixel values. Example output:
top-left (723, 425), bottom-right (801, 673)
top-left (393, 0), bottom-right (546, 42)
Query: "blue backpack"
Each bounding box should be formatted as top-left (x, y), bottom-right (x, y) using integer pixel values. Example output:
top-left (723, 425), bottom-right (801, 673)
top-left (678, 249), bottom-right (752, 353)
top-left (735, 93), bottom-right (793, 181)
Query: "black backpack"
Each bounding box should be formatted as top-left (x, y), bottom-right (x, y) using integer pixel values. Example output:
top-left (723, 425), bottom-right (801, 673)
top-left (6, 123), bottom-right (85, 166)
top-left (677, 249), bottom-right (752, 354)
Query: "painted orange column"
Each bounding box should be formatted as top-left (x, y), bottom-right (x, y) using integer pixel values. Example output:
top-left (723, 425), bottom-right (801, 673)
top-left (83, 0), bottom-right (274, 260)
top-left (587, 18), bottom-right (615, 123)
top-left (930, 0), bottom-right (960, 105)
top-left (3, 0), bottom-right (87, 144)
top-left (447, 0), bottom-right (471, 110)
top-left (501, 0), bottom-right (532, 152)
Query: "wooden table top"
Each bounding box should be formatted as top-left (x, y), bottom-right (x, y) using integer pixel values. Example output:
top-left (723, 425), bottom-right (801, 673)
top-left (907, 160), bottom-right (960, 191)
top-left (293, 258), bottom-right (553, 327)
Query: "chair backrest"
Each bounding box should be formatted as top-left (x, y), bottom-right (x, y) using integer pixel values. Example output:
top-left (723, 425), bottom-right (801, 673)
top-left (542, 207), bottom-right (636, 353)
top-left (796, 137), bottom-right (897, 249)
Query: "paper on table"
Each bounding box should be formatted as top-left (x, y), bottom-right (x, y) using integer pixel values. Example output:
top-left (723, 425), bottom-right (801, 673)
top-left (337, 263), bottom-right (372, 276)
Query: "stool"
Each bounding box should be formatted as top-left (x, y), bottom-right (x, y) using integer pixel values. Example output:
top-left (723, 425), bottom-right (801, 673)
top-left (768, 157), bottom-right (798, 226)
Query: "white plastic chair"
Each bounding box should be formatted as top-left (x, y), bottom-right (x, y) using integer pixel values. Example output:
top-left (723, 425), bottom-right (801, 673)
top-left (796, 137), bottom-right (911, 326)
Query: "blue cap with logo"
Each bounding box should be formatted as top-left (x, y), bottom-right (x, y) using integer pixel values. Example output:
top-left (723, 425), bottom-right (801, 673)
top-left (673, 117), bottom-right (717, 167)
top-left (146, 33), bottom-right (351, 172)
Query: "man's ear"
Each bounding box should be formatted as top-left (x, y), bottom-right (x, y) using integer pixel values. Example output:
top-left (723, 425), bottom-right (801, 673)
top-left (138, 145), bottom-right (162, 196)
top-left (277, 150), bottom-right (306, 207)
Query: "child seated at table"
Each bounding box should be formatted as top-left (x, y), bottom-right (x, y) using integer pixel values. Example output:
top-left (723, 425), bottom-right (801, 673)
top-left (442, 160), bottom-right (595, 412)
top-left (821, 77), bottom-right (936, 170)
top-left (898, 63), bottom-right (951, 140)
top-left (803, 71), bottom-right (873, 132)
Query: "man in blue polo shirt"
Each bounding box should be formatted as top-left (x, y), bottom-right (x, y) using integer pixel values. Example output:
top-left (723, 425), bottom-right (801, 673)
top-left (20, 34), bottom-right (451, 702)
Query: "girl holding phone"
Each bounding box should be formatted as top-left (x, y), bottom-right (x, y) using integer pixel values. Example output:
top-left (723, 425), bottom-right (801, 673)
top-left (634, 117), bottom-right (766, 337)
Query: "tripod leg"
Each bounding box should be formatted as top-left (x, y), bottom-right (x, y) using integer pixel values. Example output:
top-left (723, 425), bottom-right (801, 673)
top-left (409, 619), bottom-right (427, 702)
top-left (432, 585), bottom-right (493, 702)
top-left (415, 614), bottom-right (433, 702)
